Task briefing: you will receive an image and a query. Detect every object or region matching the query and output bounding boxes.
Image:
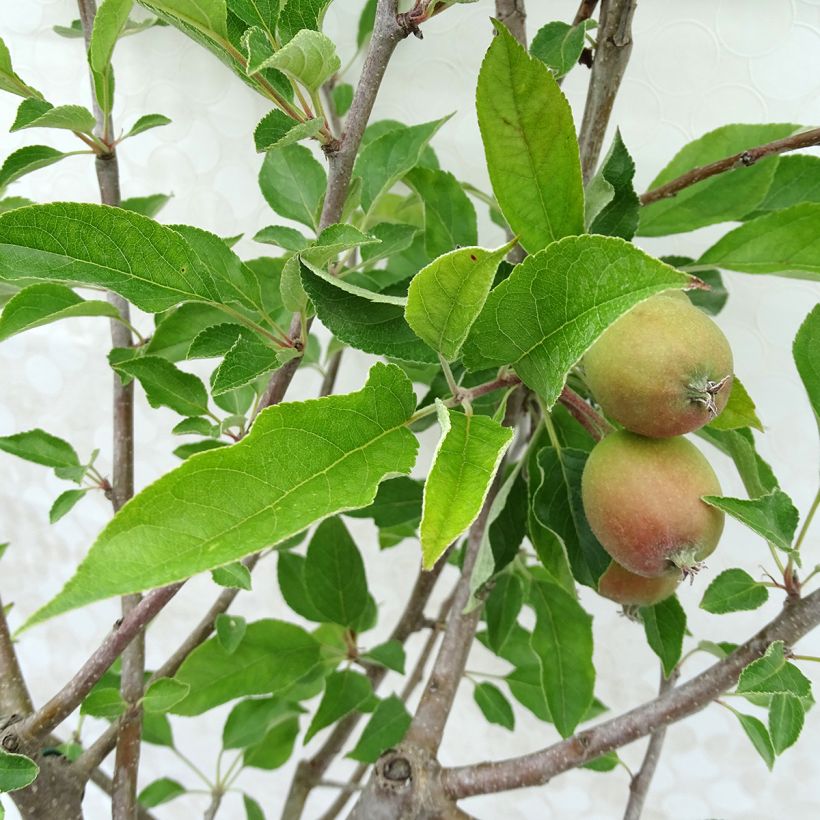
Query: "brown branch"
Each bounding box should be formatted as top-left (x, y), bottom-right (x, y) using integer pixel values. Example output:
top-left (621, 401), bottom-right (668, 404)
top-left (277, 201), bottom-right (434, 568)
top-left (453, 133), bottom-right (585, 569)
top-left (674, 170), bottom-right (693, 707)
top-left (577, 0), bottom-right (638, 182)
top-left (495, 0), bottom-right (527, 47)
top-left (88, 766), bottom-right (158, 820)
top-left (442, 588), bottom-right (820, 799)
top-left (572, 0), bottom-right (600, 26)
top-left (0, 592), bottom-right (33, 716)
top-left (640, 127), bottom-right (820, 206)
top-left (558, 386), bottom-right (613, 441)
top-left (623, 667), bottom-right (679, 820)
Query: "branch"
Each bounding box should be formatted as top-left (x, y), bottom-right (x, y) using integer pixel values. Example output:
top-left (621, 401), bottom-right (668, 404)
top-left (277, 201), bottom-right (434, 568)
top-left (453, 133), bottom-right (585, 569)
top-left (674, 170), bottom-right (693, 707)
top-left (495, 0), bottom-right (527, 46)
top-left (442, 588), bottom-right (820, 799)
top-left (623, 667), bottom-right (679, 820)
top-left (558, 386), bottom-right (613, 441)
top-left (639, 127), bottom-right (820, 206)
top-left (88, 766), bottom-right (158, 820)
top-left (577, 0), bottom-right (638, 181)
top-left (0, 592), bottom-right (33, 716)
top-left (572, 0), bottom-right (600, 26)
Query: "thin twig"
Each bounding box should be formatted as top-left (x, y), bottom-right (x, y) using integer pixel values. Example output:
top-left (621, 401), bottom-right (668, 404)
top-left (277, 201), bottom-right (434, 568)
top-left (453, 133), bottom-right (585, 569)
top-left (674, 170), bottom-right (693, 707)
top-left (640, 127), bottom-right (820, 206)
top-left (203, 791), bottom-right (223, 820)
top-left (320, 349), bottom-right (344, 397)
top-left (577, 0), bottom-right (638, 182)
top-left (558, 386), bottom-right (613, 441)
top-left (88, 766), bottom-right (158, 820)
top-left (623, 667), bottom-right (679, 820)
top-left (572, 0), bottom-right (600, 26)
top-left (0, 592), bottom-right (33, 715)
top-left (495, 0), bottom-right (527, 47)
top-left (443, 589), bottom-right (820, 799)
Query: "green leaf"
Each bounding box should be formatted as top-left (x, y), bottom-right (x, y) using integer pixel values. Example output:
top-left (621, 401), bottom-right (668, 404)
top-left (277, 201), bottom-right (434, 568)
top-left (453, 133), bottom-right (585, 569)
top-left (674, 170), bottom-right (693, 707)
top-left (277, 552), bottom-right (326, 621)
top-left (331, 82), bottom-right (353, 116)
top-left (769, 693), bottom-right (805, 754)
top-left (277, 0), bottom-right (332, 43)
top-left (173, 439), bottom-right (228, 460)
top-left (662, 257), bottom-right (727, 316)
top-left (142, 678), bottom-right (190, 713)
top-left (361, 640), bottom-right (405, 674)
top-left (172, 619), bottom-right (320, 715)
top-left (0, 36), bottom-right (43, 99)
top-left (49, 489), bottom-right (88, 524)
top-left (300, 260), bottom-right (437, 363)
top-left (348, 695), bottom-right (411, 763)
top-left (640, 595), bottom-right (686, 677)
top-left (256, 29), bottom-right (340, 91)
top-left (699, 203), bottom-right (820, 281)
top-left (139, 0), bottom-right (228, 38)
top-left (529, 579), bottom-right (594, 737)
top-left (10, 99), bottom-right (97, 135)
top-left (0, 750), bottom-right (38, 793)
top-left (473, 681), bottom-right (515, 730)
top-left (138, 777), bottom-right (185, 808)
top-left (142, 713), bottom-right (174, 748)
top-left (304, 517), bottom-right (368, 627)
top-left (119, 193), bottom-right (172, 218)
top-left (700, 569), bottom-right (769, 614)
top-left (357, 223), bottom-right (418, 270)
top-left (489, 470), bottom-right (527, 571)
top-left (484, 572), bottom-right (523, 653)
top-left (462, 235), bottom-right (689, 407)
top-left (254, 109), bottom-right (324, 152)
top-left (708, 377), bottom-right (763, 432)
top-left (124, 113), bottom-right (172, 138)
top-left (305, 670), bottom-right (373, 742)
top-left (89, 0), bottom-right (134, 73)
top-left (0, 429), bottom-right (81, 475)
top-left (703, 489), bottom-right (799, 552)
top-left (243, 714), bottom-right (300, 769)
top-left (345, 476), bottom-right (422, 528)
top-left (0, 283), bottom-right (121, 342)
top-left (477, 22), bottom-right (583, 253)
top-left (254, 225), bottom-right (310, 251)
top-left (244, 794), bottom-right (265, 820)
top-left (223, 697), bottom-right (301, 749)
top-left (259, 143), bottom-right (326, 230)
top-left (697, 426), bottom-right (778, 500)
top-left (356, 0), bottom-right (377, 47)
top-left (530, 19), bottom-right (592, 78)
top-left (229, 0), bottom-right (279, 39)
top-left (638, 123), bottom-right (798, 236)
top-left (0, 146), bottom-right (71, 190)
top-left (746, 154), bottom-right (820, 217)
top-left (242, 25), bottom-right (275, 73)
top-left (732, 710), bottom-right (774, 770)
top-left (355, 117), bottom-right (450, 213)
top-left (82, 687), bottom-right (126, 718)
top-left (420, 403), bottom-right (513, 569)
top-left (585, 130), bottom-right (640, 240)
top-left (793, 304), bottom-right (819, 422)
top-left (737, 642), bottom-right (811, 697)
top-left (211, 335), bottom-right (291, 396)
top-left (25, 363), bottom-right (418, 626)
top-left (0, 203), bottom-right (221, 311)
top-left (404, 168), bottom-right (477, 259)
top-left (111, 355), bottom-right (210, 417)
top-left (531, 446), bottom-right (610, 588)
top-left (0, 197), bottom-right (33, 214)
top-left (212, 561), bottom-right (253, 590)
top-left (215, 613), bottom-right (246, 654)
top-left (405, 243), bottom-right (510, 360)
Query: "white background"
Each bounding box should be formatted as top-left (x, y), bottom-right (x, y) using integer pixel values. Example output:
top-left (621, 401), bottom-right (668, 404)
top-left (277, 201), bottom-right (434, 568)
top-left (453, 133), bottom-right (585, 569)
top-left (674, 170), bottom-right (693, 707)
top-left (1, 1), bottom-right (819, 818)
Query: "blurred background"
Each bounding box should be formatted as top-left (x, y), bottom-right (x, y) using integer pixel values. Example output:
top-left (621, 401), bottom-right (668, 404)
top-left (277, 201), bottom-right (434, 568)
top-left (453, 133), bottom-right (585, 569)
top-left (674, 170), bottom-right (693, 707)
top-left (1, 1), bottom-right (818, 817)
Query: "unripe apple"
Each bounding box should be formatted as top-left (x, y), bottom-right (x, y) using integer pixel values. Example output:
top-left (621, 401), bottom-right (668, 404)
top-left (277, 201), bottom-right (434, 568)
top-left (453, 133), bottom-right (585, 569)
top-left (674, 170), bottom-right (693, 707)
top-left (582, 292), bottom-right (733, 437)
top-left (581, 430), bottom-right (724, 576)
top-left (597, 560), bottom-right (681, 606)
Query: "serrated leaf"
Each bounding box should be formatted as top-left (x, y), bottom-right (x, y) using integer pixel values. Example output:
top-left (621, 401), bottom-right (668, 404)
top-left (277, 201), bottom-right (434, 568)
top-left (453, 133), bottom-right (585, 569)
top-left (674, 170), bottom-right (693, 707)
top-left (362, 640), bottom-right (405, 674)
top-left (0, 283), bottom-right (120, 342)
top-left (142, 678), bottom-right (190, 713)
top-left (253, 109), bottom-right (323, 152)
top-left (305, 670), bottom-right (373, 743)
top-left (111, 355), bottom-right (210, 417)
top-left (355, 117), bottom-right (450, 213)
top-left (89, 0), bottom-right (134, 73)
top-left (300, 260), bottom-right (437, 363)
top-left (0, 35), bottom-right (43, 99)
top-left (703, 489), bottom-right (799, 552)
top-left (138, 777), bottom-right (185, 808)
top-left (259, 143), bottom-right (326, 230)
top-left (585, 130), bottom-right (639, 240)
top-left (211, 335), bottom-right (292, 396)
top-left (305, 517), bottom-right (368, 627)
top-left (215, 613), bottom-right (246, 654)
top-left (405, 244), bottom-right (510, 361)
top-left (640, 595), bottom-right (686, 677)
top-left (25, 363), bottom-right (418, 626)
top-left (484, 572), bottom-right (523, 653)
top-left (358, 223), bottom-right (418, 267)
top-left (700, 569), bottom-right (769, 614)
top-left (256, 29), bottom-right (339, 91)
top-left (254, 224), bottom-right (310, 251)
top-left (49, 489), bottom-right (88, 524)
top-left (119, 193), bottom-right (172, 218)
top-left (477, 23), bottom-right (583, 253)
top-left (794, 304), bottom-right (819, 423)
top-left (211, 561), bottom-right (253, 590)
top-left (746, 154), bottom-right (820, 217)
top-left (277, 0), bottom-right (332, 43)
top-left (229, 0), bottom-right (279, 38)
top-left (0, 429), bottom-right (81, 474)
top-left (0, 203), bottom-right (221, 311)
top-left (699, 203), bottom-right (820, 281)
top-left (172, 619), bottom-right (319, 715)
top-left (10, 99), bottom-right (97, 135)
top-left (530, 19), bottom-right (592, 78)
top-left (421, 403), bottom-right (513, 569)
top-left (124, 113), bottom-right (171, 138)
top-left (345, 476), bottom-right (422, 528)
top-left (708, 377), bottom-right (763, 432)
top-left (638, 124), bottom-right (798, 236)
top-left (529, 579), bottom-right (594, 737)
top-left (138, 0), bottom-right (228, 38)
top-left (0, 146), bottom-right (72, 190)
top-left (348, 695), bottom-right (411, 763)
top-left (732, 710), bottom-right (774, 770)
top-left (473, 682), bottom-right (515, 730)
top-left (188, 323), bottom-right (244, 358)
top-left (737, 642), bottom-right (811, 697)
top-left (462, 235), bottom-right (688, 407)
top-left (769, 692), bottom-right (804, 754)
top-left (0, 750), bottom-right (39, 793)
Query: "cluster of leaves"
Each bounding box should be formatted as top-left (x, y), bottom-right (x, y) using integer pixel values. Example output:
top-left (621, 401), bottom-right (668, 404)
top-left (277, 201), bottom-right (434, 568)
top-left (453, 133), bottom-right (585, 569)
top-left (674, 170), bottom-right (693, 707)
top-left (1, 1), bottom-right (819, 813)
